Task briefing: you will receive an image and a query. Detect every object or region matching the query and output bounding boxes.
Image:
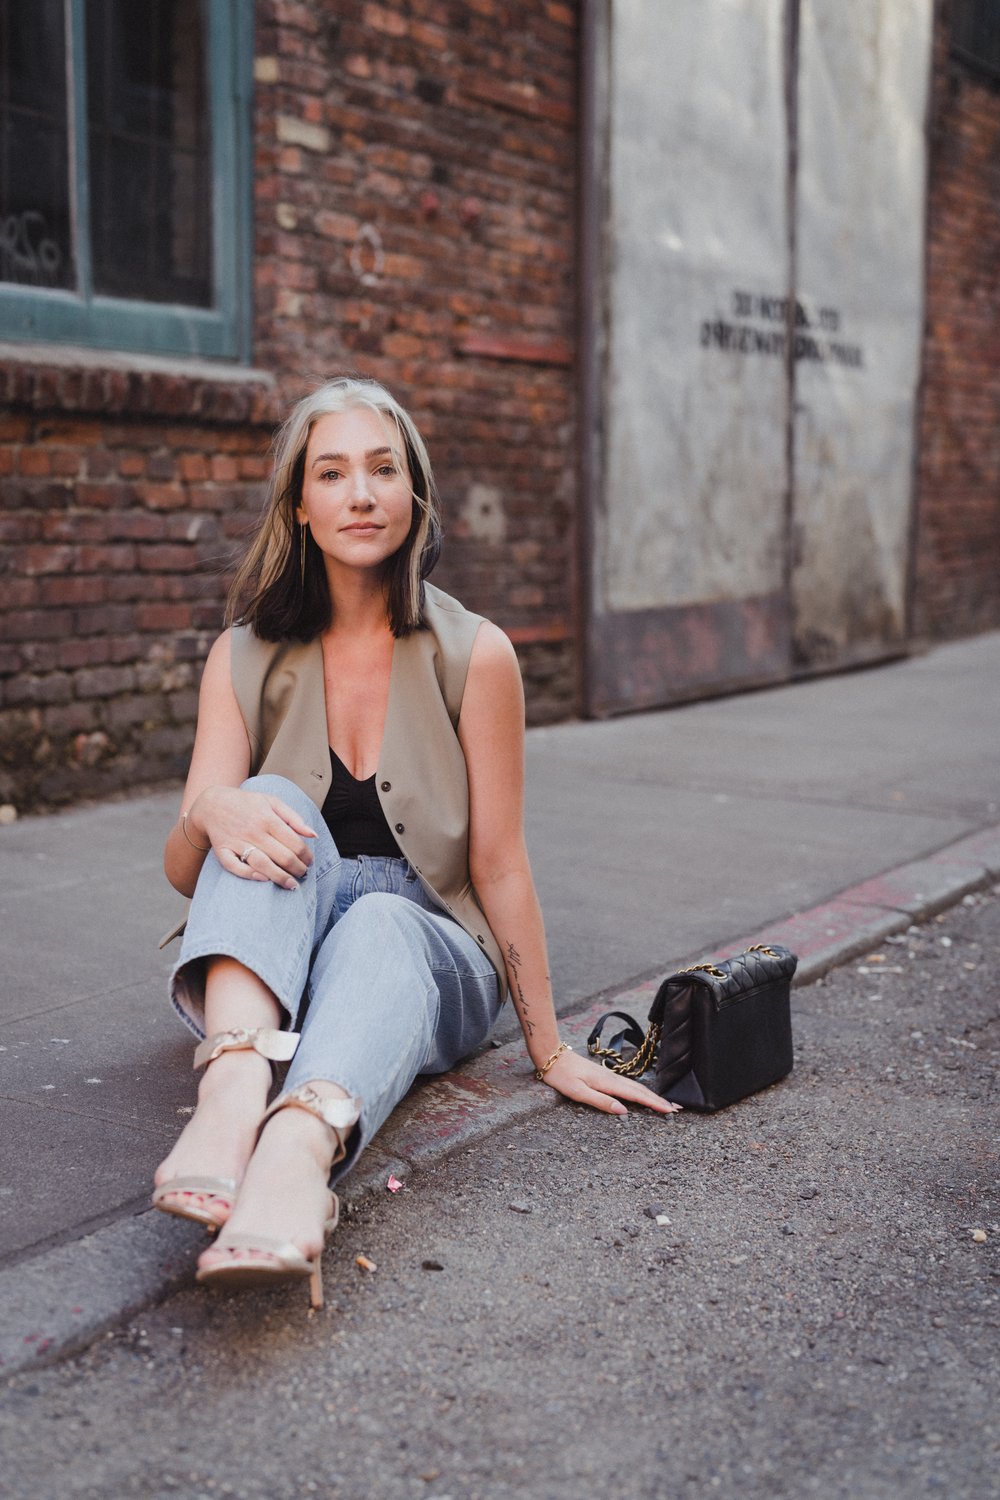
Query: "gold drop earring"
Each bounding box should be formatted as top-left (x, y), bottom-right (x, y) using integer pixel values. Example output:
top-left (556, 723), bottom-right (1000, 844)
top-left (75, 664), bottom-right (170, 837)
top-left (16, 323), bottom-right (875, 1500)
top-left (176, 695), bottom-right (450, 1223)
top-left (299, 522), bottom-right (307, 587)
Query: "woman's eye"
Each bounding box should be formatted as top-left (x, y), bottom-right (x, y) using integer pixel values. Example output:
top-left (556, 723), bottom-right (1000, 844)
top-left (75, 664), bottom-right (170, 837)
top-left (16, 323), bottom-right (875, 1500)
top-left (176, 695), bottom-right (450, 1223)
top-left (376, 464), bottom-right (397, 478)
top-left (320, 469), bottom-right (341, 482)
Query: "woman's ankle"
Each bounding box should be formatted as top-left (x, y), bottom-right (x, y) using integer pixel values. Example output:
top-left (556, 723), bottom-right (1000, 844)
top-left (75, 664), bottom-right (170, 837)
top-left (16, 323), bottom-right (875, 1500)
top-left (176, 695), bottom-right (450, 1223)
top-left (258, 1107), bottom-right (336, 1173)
top-left (196, 1047), bottom-right (272, 1104)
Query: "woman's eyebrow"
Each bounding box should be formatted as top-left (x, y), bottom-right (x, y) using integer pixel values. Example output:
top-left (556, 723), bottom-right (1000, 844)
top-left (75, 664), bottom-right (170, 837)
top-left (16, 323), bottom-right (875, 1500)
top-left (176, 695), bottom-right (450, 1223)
top-left (310, 446), bottom-right (395, 467)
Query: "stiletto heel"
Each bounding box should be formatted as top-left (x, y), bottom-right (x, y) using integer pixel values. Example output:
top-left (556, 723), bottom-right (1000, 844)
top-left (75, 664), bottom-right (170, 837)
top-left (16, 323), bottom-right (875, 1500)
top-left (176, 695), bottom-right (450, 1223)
top-left (195, 1084), bottom-right (361, 1309)
top-left (152, 1027), bottom-right (299, 1230)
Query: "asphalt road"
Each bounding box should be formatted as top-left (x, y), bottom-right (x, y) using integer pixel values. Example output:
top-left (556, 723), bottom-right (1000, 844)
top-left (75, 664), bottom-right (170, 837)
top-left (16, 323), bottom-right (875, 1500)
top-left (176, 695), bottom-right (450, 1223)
top-left (3, 889), bottom-right (999, 1500)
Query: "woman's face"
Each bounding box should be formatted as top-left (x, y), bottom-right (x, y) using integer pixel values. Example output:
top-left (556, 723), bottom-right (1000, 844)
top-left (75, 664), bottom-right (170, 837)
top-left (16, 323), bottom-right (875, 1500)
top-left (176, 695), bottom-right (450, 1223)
top-left (296, 406), bottom-right (414, 578)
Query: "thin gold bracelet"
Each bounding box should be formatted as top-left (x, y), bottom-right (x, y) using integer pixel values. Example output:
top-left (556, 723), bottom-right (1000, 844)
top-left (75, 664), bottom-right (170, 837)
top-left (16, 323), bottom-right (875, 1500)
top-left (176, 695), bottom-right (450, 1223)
top-left (181, 811), bottom-right (211, 853)
top-left (534, 1042), bottom-right (572, 1081)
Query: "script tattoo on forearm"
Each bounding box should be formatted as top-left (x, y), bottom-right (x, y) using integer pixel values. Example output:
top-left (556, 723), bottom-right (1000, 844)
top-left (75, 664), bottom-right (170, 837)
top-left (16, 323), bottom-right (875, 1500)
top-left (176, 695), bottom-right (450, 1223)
top-left (506, 940), bottom-right (535, 1036)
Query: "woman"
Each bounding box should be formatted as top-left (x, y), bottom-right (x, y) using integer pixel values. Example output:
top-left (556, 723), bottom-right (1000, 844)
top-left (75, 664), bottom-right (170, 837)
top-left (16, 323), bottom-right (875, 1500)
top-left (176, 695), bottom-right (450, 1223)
top-left (153, 377), bottom-right (676, 1307)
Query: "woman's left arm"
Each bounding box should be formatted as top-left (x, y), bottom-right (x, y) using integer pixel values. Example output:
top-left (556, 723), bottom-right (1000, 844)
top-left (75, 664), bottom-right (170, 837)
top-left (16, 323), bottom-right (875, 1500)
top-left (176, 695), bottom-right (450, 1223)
top-left (459, 623), bottom-right (678, 1118)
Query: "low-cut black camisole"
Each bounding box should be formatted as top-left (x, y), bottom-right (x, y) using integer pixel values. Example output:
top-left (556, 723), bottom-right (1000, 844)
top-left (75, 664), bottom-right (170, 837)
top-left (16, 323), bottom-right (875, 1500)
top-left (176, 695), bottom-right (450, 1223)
top-left (320, 747), bottom-right (402, 858)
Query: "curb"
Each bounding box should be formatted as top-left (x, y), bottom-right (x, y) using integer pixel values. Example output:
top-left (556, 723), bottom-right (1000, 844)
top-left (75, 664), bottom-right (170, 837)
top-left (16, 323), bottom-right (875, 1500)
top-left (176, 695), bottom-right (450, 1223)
top-left (5, 822), bottom-right (999, 1379)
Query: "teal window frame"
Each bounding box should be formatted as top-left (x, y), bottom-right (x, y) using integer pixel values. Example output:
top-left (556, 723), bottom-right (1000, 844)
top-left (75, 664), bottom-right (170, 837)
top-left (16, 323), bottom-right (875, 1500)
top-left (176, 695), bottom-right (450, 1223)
top-left (0, 0), bottom-right (253, 361)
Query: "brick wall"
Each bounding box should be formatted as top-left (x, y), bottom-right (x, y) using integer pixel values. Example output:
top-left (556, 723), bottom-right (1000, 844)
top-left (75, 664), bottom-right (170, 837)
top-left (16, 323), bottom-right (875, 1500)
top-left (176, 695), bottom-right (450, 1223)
top-left (914, 10), bottom-right (1000, 639)
top-left (252, 0), bottom-right (579, 708)
top-left (0, 0), bottom-right (579, 811)
top-left (0, 361), bottom-right (279, 806)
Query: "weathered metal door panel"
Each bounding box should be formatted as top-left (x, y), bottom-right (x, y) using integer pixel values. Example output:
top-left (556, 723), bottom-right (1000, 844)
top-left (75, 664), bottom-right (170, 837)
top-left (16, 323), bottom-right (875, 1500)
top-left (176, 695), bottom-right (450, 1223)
top-left (790, 0), bottom-right (932, 670)
top-left (584, 0), bottom-right (793, 715)
top-left (583, 0), bottom-right (933, 715)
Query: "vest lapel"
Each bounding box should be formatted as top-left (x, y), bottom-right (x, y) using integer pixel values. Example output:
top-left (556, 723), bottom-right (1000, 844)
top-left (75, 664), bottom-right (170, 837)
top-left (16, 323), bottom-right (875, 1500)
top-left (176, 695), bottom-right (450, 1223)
top-left (254, 636), bottom-right (331, 805)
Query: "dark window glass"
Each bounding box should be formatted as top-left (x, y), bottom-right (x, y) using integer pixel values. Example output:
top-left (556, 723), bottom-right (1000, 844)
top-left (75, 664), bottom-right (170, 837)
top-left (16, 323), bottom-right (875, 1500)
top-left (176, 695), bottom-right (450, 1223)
top-left (952, 0), bottom-right (1000, 81)
top-left (86, 0), bottom-right (212, 304)
top-left (0, 0), bottom-right (74, 289)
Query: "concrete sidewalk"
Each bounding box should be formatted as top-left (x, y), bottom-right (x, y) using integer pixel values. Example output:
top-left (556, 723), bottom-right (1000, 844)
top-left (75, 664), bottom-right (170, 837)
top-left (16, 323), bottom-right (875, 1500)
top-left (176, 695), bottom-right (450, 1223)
top-left (2, 630), bottom-right (999, 1373)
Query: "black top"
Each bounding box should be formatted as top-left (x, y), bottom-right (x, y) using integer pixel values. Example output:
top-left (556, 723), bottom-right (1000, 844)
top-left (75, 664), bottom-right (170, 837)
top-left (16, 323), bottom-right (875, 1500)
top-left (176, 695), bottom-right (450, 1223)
top-left (320, 747), bottom-right (402, 858)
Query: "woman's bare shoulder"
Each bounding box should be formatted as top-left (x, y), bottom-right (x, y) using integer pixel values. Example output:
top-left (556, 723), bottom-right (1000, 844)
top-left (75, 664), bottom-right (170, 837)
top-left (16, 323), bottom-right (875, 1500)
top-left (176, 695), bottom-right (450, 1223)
top-left (462, 621), bottom-right (524, 731)
top-left (468, 618), bottom-right (520, 674)
top-left (198, 628), bottom-right (238, 701)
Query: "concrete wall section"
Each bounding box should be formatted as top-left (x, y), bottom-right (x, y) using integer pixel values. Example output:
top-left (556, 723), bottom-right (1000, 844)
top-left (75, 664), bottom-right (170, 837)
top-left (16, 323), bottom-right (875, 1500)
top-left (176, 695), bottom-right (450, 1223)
top-left (791, 0), bottom-right (932, 668)
top-left (601, 0), bottom-right (790, 616)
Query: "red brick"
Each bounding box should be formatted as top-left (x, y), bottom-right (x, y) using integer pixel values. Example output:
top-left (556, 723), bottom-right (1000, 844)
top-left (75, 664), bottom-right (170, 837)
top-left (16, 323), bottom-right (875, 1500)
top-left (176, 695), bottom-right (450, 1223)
top-left (75, 665), bottom-right (137, 698)
top-left (3, 609), bottom-right (74, 642)
top-left (0, 578), bottom-right (40, 608)
top-left (179, 453), bottom-right (210, 481)
top-left (39, 576), bottom-right (107, 607)
top-left (42, 700), bottom-right (100, 736)
top-left (136, 603), bottom-right (194, 632)
top-left (73, 604), bottom-right (137, 636)
top-left (209, 455), bottom-right (240, 482)
top-left (0, 414), bottom-right (30, 441)
top-left (22, 545), bottom-right (76, 576)
top-left (142, 483), bottom-right (186, 511)
top-left (137, 544), bottom-right (196, 572)
top-left (18, 448), bottom-right (51, 477)
top-left (3, 671), bottom-right (73, 707)
top-left (77, 544), bottom-right (139, 571)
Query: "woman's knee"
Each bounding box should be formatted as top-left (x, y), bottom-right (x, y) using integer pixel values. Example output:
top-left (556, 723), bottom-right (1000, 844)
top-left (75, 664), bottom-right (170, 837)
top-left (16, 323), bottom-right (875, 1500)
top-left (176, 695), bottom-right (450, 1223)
top-left (242, 774), bottom-right (323, 821)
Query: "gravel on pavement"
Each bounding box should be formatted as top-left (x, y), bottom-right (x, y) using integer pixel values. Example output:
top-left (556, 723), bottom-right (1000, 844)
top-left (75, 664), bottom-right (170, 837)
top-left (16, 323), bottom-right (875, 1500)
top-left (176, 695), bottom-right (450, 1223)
top-left (2, 887), bottom-right (998, 1499)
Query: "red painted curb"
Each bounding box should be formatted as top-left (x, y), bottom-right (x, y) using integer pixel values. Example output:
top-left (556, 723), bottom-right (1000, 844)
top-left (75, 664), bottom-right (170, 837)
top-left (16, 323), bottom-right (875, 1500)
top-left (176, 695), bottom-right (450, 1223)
top-left (715, 822), bottom-right (1000, 981)
top-left (387, 823), bottom-right (1000, 1167)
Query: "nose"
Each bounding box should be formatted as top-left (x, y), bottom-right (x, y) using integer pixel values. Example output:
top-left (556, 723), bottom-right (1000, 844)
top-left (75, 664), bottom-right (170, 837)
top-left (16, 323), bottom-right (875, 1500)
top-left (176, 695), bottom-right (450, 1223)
top-left (349, 469), bottom-right (374, 508)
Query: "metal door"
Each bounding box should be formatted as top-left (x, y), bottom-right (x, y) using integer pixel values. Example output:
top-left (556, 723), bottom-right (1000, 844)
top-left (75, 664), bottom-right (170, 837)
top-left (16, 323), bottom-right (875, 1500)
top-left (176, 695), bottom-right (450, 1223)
top-left (581, 0), bottom-right (932, 715)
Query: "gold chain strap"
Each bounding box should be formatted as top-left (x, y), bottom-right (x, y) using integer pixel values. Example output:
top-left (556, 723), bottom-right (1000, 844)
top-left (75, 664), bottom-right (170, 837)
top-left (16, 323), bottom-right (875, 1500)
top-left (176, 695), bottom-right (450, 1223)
top-left (678, 946), bottom-right (780, 979)
top-left (588, 1021), bottom-right (662, 1078)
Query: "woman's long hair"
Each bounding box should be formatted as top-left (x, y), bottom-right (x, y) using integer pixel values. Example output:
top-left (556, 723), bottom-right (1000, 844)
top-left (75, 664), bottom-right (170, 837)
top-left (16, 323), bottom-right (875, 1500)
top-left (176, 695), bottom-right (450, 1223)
top-left (226, 378), bottom-right (443, 640)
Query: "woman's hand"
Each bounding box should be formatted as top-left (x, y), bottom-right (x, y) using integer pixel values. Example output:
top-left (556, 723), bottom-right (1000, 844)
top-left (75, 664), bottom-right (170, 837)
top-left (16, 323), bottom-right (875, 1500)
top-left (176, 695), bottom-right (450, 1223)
top-left (188, 786), bottom-right (317, 892)
top-left (538, 1048), bottom-right (682, 1117)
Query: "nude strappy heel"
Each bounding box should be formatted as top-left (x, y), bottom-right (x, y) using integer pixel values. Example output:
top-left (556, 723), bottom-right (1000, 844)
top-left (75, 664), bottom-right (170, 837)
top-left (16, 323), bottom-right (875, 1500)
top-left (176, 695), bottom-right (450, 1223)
top-left (152, 1027), bottom-right (300, 1231)
top-left (194, 1084), bottom-right (361, 1309)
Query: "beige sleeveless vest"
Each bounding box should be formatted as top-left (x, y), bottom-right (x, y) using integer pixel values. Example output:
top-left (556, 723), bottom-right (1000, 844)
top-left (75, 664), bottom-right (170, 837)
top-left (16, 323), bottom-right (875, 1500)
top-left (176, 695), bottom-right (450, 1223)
top-left (228, 583), bottom-right (506, 998)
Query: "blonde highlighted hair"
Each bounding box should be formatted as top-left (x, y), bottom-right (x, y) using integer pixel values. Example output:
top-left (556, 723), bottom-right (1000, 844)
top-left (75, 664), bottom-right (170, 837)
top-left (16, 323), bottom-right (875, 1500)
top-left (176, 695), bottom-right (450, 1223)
top-left (227, 377), bottom-right (442, 640)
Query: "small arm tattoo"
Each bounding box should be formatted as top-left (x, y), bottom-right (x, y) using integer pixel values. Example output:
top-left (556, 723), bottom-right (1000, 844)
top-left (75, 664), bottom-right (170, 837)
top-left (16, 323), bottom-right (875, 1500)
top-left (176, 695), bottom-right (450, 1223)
top-left (505, 939), bottom-right (535, 1036)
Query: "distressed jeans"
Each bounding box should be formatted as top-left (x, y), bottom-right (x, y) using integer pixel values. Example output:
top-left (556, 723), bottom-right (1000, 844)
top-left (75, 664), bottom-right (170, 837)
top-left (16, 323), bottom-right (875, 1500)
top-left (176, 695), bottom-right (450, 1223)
top-left (170, 775), bottom-right (502, 1180)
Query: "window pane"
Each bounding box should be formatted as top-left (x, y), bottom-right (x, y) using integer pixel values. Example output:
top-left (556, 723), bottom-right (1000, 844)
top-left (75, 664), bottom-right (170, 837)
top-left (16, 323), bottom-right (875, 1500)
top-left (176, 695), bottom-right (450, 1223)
top-left (0, 0), bottom-right (73, 290)
top-left (952, 0), bottom-right (1000, 77)
top-left (87, 0), bottom-right (212, 305)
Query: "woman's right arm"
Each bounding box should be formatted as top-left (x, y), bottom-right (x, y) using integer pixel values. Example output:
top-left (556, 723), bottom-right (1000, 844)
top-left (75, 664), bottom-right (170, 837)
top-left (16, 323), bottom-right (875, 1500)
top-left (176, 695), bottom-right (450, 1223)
top-left (163, 630), bottom-right (317, 897)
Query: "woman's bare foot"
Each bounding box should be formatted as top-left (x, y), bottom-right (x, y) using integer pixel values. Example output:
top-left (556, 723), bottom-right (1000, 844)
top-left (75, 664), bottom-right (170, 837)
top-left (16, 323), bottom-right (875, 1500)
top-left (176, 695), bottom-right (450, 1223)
top-left (153, 1050), bottom-right (273, 1227)
top-left (197, 1105), bottom-right (339, 1275)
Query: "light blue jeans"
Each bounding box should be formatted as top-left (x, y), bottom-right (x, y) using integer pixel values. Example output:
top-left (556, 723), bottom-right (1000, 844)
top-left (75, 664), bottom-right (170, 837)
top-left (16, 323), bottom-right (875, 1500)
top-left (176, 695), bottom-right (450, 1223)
top-left (170, 776), bottom-right (503, 1181)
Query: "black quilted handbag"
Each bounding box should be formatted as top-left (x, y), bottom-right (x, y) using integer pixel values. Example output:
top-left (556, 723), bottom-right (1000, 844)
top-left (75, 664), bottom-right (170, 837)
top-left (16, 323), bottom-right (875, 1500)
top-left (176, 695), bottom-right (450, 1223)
top-left (587, 944), bottom-right (797, 1111)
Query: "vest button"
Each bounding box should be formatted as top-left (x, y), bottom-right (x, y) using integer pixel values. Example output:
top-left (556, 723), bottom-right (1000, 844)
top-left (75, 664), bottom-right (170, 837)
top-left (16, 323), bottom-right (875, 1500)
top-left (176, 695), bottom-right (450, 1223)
top-left (394, 822), bottom-right (405, 834)
top-left (380, 781), bottom-right (391, 792)
top-left (477, 934), bottom-right (485, 944)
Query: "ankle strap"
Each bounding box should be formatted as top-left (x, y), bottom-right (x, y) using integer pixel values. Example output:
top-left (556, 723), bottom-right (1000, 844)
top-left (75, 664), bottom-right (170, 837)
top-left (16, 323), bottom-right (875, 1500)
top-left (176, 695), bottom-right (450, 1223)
top-left (261, 1084), bottom-right (362, 1165)
top-left (193, 1027), bottom-right (300, 1071)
